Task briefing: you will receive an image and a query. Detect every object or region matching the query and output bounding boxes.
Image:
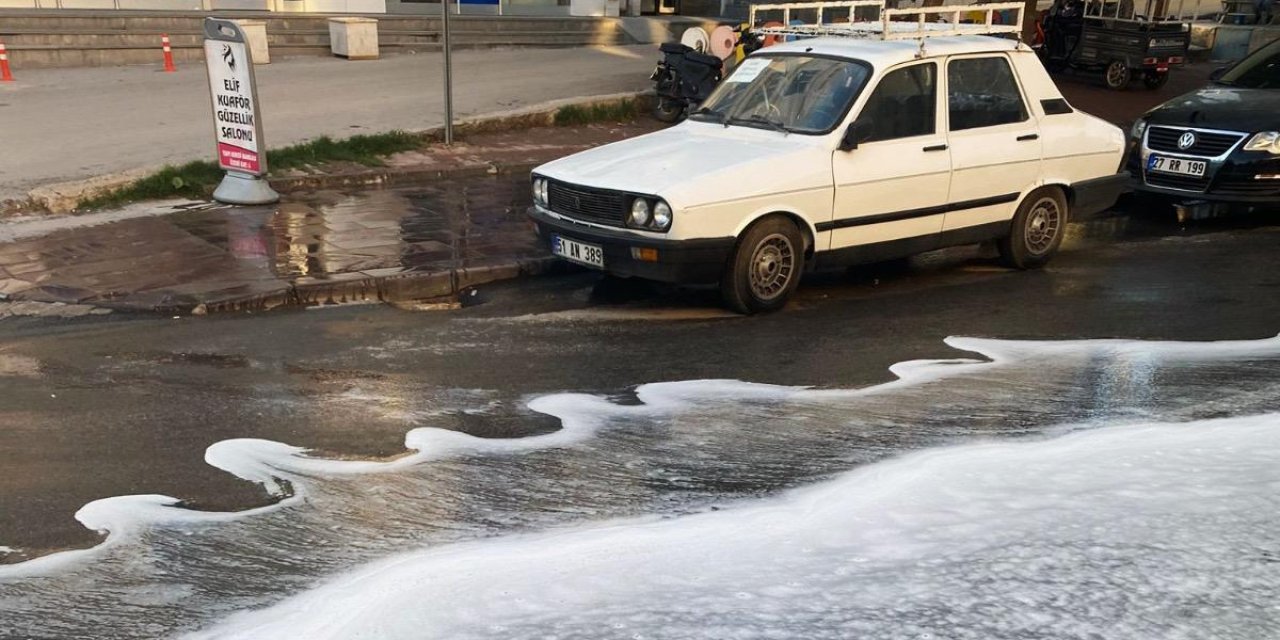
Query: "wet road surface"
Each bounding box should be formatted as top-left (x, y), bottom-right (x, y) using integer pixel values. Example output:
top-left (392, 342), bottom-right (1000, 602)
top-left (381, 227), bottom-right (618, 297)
top-left (0, 205), bottom-right (1277, 638)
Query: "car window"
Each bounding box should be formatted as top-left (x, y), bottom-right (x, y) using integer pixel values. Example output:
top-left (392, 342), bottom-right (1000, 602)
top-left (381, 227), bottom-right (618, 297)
top-left (1217, 39), bottom-right (1280, 89)
top-left (947, 56), bottom-right (1029, 131)
top-left (858, 63), bottom-right (938, 143)
top-left (692, 55), bottom-right (872, 134)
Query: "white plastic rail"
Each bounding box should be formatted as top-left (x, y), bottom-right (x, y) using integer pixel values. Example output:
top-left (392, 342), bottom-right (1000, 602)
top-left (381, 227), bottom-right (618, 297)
top-left (881, 2), bottom-right (1025, 40)
top-left (752, 1), bottom-right (1025, 41)
top-left (749, 1), bottom-right (887, 30)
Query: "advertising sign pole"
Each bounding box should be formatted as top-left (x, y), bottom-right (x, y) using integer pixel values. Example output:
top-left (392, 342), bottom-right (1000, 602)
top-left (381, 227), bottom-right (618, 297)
top-left (442, 0), bottom-right (455, 145)
top-left (203, 18), bottom-right (279, 205)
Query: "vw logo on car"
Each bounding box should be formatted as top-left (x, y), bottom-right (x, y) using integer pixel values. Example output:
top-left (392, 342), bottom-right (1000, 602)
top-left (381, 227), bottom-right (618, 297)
top-left (1177, 131), bottom-right (1197, 150)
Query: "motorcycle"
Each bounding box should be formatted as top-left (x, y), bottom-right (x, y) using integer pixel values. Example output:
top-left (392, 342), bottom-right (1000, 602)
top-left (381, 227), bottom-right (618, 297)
top-left (650, 27), bottom-right (764, 123)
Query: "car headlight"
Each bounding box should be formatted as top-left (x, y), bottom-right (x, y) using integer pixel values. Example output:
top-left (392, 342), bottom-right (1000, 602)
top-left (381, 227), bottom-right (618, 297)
top-left (629, 198), bottom-right (651, 227)
top-left (531, 178), bottom-right (545, 206)
top-left (1244, 131), bottom-right (1280, 154)
top-left (539, 179), bottom-right (549, 205)
top-left (651, 201), bottom-right (673, 231)
top-left (1130, 119), bottom-right (1148, 140)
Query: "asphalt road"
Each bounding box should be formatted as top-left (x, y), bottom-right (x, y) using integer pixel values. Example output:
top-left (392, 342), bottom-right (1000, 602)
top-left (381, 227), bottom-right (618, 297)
top-left (0, 44), bottom-right (657, 203)
top-left (0, 206), bottom-right (1276, 563)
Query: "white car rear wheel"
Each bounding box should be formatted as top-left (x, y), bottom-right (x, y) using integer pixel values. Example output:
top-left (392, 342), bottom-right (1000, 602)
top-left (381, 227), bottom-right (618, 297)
top-left (999, 188), bottom-right (1068, 270)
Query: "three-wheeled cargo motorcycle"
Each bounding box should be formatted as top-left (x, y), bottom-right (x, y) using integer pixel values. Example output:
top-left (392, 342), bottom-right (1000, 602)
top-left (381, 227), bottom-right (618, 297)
top-left (1035, 0), bottom-right (1194, 90)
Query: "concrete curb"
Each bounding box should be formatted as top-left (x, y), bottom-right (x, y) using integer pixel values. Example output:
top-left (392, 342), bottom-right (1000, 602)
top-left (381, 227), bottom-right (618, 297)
top-left (74, 256), bottom-right (564, 316)
top-left (26, 167), bottom-right (157, 215)
top-left (269, 161), bottom-right (540, 195)
top-left (185, 257), bottom-right (563, 316)
top-left (14, 91), bottom-right (651, 215)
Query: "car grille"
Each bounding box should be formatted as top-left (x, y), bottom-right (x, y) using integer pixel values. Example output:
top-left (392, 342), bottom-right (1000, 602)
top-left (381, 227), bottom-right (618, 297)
top-left (1143, 170), bottom-right (1210, 192)
top-left (547, 181), bottom-right (628, 227)
top-left (1146, 126), bottom-right (1245, 157)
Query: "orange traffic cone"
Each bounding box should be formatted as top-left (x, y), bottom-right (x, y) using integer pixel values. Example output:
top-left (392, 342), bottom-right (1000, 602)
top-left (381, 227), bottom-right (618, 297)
top-left (0, 42), bottom-right (14, 82)
top-left (161, 34), bottom-right (176, 73)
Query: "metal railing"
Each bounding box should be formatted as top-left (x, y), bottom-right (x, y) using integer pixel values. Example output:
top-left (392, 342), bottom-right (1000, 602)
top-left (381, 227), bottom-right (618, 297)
top-left (1081, 0), bottom-right (1197, 23)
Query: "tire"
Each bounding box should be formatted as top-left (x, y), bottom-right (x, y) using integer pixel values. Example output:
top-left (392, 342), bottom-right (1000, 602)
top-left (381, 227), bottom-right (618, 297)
top-left (998, 188), bottom-right (1068, 270)
top-left (1104, 60), bottom-right (1131, 90)
top-left (720, 216), bottom-right (805, 314)
top-left (1142, 69), bottom-right (1169, 90)
top-left (653, 98), bottom-right (684, 123)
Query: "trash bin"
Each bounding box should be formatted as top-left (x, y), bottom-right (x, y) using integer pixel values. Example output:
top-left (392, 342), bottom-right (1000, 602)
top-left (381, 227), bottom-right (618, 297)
top-left (570, 0), bottom-right (619, 16)
top-left (328, 17), bottom-right (379, 61)
top-left (234, 19), bottom-right (270, 65)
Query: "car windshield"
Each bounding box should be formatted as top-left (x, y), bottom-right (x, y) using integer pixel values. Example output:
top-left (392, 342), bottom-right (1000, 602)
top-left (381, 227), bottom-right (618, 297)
top-left (690, 55), bottom-right (871, 134)
top-left (1216, 40), bottom-right (1280, 89)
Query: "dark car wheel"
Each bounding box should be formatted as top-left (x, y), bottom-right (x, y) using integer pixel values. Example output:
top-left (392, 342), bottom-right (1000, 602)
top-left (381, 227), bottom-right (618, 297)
top-left (999, 188), bottom-right (1068, 270)
top-left (1142, 70), bottom-right (1170, 90)
top-left (1104, 60), bottom-right (1131, 90)
top-left (721, 216), bottom-right (805, 314)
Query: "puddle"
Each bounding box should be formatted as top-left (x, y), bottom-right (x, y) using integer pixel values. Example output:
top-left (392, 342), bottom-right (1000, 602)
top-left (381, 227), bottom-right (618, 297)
top-left (115, 351), bottom-right (253, 369)
top-left (0, 177), bottom-right (543, 311)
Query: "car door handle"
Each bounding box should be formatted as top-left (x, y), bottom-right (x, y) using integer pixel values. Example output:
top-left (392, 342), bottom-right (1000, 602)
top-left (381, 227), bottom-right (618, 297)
top-left (922, 144), bottom-right (948, 152)
top-left (1017, 134), bottom-right (1040, 142)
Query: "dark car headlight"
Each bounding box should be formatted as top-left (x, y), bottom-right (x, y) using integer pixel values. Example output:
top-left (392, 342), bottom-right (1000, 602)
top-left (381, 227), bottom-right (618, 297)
top-left (1244, 132), bottom-right (1280, 155)
top-left (1130, 119), bottom-right (1148, 140)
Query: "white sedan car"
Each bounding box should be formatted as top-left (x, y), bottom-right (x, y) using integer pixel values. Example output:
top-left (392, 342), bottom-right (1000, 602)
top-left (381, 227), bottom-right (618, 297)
top-left (529, 34), bottom-right (1127, 313)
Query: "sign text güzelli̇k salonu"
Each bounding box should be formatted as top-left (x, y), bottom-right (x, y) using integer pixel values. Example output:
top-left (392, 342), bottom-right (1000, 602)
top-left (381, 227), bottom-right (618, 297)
top-left (205, 39), bottom-right (262, 175)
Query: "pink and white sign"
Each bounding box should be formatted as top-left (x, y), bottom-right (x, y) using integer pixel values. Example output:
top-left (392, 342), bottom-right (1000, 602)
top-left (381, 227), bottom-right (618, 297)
top-left (204, 38), bottom-right (265, 176)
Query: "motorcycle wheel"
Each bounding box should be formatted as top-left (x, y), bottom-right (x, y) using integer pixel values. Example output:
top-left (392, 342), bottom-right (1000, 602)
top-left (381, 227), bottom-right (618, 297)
top-left (654, 98), bottom-right (684, 123)
top-left (1104, 60), bottom-right (1131, 90)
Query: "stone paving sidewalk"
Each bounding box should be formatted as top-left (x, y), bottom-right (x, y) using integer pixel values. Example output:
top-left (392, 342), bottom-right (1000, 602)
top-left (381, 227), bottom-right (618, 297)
top-left (0, 120), bottom-right (663, 314)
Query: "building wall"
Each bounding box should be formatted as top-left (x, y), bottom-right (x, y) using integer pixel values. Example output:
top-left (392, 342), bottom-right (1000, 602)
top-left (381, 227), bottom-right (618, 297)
top-left (0, 0), bottom-right (387, 10)
top-left (385, 0), bottom-right (570, 16)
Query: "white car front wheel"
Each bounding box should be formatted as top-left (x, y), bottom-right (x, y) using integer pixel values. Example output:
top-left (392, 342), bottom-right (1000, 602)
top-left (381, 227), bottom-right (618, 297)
top-left (721, 216), bottom-right (805, 314)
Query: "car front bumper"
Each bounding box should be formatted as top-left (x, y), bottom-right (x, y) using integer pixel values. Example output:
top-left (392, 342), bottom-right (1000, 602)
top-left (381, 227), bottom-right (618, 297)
top-left (1125, 130), bottom-right (1280, 204)
top-left (527, 206), bottom-right (735, 285)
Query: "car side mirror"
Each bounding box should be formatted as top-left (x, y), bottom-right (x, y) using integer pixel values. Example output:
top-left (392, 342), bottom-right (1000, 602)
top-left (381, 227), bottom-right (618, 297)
top-left (1209, 66), bottom-right (1227, 82)
top-left (839, 120), bottom-right (873, 152)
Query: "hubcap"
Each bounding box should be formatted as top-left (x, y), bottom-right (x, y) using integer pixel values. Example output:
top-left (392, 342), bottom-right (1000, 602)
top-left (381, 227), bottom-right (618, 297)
top-left (1024, 198), bottom-right (1062, 255)
top-left (1107, 63), bottom-right (1127, 87)
top-left (749, 233), bottom-right (795, 300)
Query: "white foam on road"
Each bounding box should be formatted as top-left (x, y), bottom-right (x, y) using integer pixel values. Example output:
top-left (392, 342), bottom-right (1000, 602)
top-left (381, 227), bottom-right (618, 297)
top-left (190, 413), bottom-right (1280, 640)
top-left (2, 333), bottom-right (1278, 639)
top-left (3, 334), bottom-right (1278, 582)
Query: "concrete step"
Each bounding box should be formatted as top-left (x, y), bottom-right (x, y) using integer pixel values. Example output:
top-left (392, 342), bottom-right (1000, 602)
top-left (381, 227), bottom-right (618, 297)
top-left (0, 10), bottom-right (641, 67)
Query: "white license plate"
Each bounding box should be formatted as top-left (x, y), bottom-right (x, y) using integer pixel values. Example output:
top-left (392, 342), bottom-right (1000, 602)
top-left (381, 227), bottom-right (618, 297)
top-left (1148, 155), bottom-right (1206, 177)
top-left (551, 234), bottom-right (604, 269)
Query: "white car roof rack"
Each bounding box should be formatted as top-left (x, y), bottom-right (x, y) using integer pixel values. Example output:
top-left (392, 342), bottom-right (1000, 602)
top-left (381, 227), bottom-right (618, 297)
top-left (749, 1), bottom-right (1026, 42)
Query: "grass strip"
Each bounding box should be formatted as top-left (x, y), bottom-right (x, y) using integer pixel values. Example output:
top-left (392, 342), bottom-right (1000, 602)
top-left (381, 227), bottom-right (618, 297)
top-left (76, 97), bottom-right (645, 211)
top-left (76, 131), bottom-right (423, 211)
top-left (553, 98), bottom-right (645, 127)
